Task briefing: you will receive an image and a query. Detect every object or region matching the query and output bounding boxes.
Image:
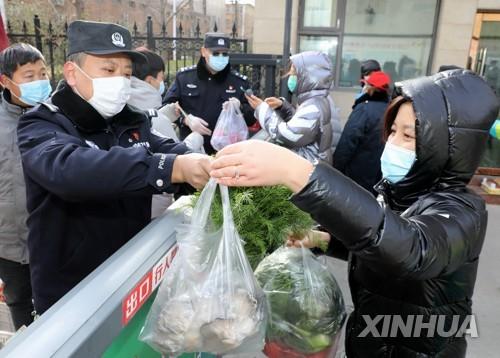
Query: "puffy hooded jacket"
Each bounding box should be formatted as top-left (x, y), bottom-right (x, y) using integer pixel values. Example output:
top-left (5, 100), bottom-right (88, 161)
top-left (254, 51), bottom-right (342, 163)
top-left (290, 70), bottom-right (499, 357)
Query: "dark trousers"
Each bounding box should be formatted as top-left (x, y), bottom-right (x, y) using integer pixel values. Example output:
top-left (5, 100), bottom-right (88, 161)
top-left (0, 257), bottom-right (34, 330)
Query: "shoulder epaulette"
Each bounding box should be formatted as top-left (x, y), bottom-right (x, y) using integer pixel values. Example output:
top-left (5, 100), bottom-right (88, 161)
top-left (231, 70), bottom-right (248, 81)
top-left (180, 65), bottom-right (197, 73)
top-left (147, 109), bottom-right (158, 118)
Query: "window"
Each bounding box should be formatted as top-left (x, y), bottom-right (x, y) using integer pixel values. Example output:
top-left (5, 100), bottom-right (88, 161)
top-left (339, 36), bottom-right (433, 86)
top-left (299, 35), bottom-right (338, 68)
top-left (298, 0), bottom-right (440, 88)
top-left (303, 0), bottom-right (338, 28)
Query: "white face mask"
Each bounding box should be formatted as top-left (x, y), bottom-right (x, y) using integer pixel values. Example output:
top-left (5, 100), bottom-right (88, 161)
top-left (73, 63), bottom-right (131, 118)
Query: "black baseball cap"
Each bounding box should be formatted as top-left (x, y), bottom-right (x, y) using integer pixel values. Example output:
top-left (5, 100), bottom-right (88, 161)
top-left (360, 59), bottom-right (381, 78)
top-left (204, 32), bottom-right (230, 51)
top-left (67, 20), bottom-right (146, 63)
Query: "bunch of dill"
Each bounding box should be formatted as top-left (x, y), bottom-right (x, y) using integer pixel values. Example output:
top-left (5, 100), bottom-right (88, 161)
top-left (191, 186), bottom-right (315, 269)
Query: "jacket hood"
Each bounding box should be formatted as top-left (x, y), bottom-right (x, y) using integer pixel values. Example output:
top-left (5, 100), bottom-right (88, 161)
top-left (379, 69), bottom-right (499, 210)
top-left (129, 76), bottom-right (162, 110)
top-left (290, 51), bottom-right (333, 99)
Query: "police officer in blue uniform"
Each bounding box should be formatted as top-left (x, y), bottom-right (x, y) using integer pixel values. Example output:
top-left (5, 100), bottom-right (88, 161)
top-left (16, 20), bottom-right (211, 314)
top-left (164, 32), bottom-right (256, 154)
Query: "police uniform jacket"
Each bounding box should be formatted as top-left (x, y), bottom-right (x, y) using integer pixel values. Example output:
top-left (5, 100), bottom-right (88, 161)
top-left (17, 80), bottom-right (189, 313)
top-left (164, 57), bottom-right (256, 154)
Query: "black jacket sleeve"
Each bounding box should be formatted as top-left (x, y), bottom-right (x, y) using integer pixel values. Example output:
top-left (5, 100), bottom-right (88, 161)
top-left (291, 163), bottom-right (483, 280)
top-left (333, 106), bottom-right (366, 172)
top-left (17, 111), bottom-right (182, 202)
top-left (276, 98), bottom-right (295, 122)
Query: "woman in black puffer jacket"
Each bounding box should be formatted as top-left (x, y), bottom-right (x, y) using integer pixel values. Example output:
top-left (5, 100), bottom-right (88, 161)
top-left (210, 70), bottom-right (499, 357)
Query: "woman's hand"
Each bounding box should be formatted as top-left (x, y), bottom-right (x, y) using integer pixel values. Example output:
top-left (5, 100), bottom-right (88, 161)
top-left (264, 97), bottom-right (283, 109)
top-left (210, 140), bottom-right (314, 193)
top-left (245, 94), bottom-right (264, 110)
top-left (286, 230), bottom-right (331, 249)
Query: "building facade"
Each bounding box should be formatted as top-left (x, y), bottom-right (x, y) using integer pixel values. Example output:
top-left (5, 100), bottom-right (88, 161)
top-left (252, 0), bottom-right (500, 125)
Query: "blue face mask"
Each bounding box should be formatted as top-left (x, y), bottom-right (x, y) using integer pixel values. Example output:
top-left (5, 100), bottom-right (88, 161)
top-left (287, 75), bottom-right (298, 93)
top-left (158, 80), bottom-right (165, 95)
top-left (208, 55), bottom-right (229, 72)
top-left (10, 79), bottom-right (52, 106)
top-left (380, 142), bottom-right (416, 183)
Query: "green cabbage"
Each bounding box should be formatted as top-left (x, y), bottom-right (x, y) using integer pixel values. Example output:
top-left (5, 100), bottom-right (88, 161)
top-left (255, 248), bottom-right (346, 354)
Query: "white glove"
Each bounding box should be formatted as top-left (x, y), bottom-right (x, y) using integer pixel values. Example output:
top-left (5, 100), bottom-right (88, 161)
top-left (229, 97), bottom-right (241, 107)
top-left (223, 97), bottom-right (241, 110)
top-left (158, 103), bottom-right (178, 123)
top-left (183, 132), bottom-right (206, 154)
top-left (185, 114), bottom-right (212, 136)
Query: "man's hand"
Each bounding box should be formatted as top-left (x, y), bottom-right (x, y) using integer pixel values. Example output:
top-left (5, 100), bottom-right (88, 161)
top-left (185, 114), bottom-right (212, 136)
top-left (264, 97), bottom-right (283, 109)
top-left (245, 94), bottom-right (264, 110)
top-left (286, 230), bottom-right (331, 250)
top-left (172, 153), bottom-right (211, 190)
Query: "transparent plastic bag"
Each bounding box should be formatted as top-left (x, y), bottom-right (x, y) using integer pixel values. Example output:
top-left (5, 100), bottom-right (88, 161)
top-left (211, 98), bottom-right (249, 151)
top-left (254, 246), bottom-right (346, 358)
top-left (140, 179), bottom-right (267, 356)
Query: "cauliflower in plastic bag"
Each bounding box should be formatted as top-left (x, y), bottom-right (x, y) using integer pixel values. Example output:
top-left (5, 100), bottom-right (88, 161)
top-left (140, 179), bottom-right (267, 356)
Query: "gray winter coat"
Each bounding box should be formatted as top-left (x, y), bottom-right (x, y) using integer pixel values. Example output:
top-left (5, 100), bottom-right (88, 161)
top-left (0, 92), bottom-right (29, 264)
top-left (129, 76), bottom-right (179, 141)
top-left (255, 51), bottom-right (341, 163)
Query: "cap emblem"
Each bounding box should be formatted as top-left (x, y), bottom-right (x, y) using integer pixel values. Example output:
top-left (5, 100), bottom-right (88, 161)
top-left (111, 32), bottom-right (126, 48)
top-left (218, 38), bottom-right (225, 46)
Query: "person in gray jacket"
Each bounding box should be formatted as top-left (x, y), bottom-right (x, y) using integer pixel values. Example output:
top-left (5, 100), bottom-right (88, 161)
top-left (246, 51), bottom-right (341, 163)
top-left (0, 43), bottom-right (51, 329)
top-left (129, 48), bottom-right (180, 142)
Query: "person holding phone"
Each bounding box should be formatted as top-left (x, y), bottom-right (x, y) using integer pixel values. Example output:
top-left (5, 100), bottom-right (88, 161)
top-left (245, 51), bottom-right (342, 163)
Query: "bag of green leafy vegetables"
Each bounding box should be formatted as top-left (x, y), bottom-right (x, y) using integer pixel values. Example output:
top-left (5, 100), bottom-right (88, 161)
top-left (255, 246), bottom-right (346, 358)
top-left (140, 179), bottom-right (267, 356)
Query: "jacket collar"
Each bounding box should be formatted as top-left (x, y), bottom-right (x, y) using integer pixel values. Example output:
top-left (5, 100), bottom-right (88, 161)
top-left (1, 90), bottom-right (28, 119)
top-left (196, 56), bottom-right (230, 83)
top-left (297, 88), bottom-right (330, 105)
top-left (374, 178), bottom-right (428, 213)
top-left (51, 80), bottom-right (143, 133)
top-left (353, 91), bottom-right (389, 109)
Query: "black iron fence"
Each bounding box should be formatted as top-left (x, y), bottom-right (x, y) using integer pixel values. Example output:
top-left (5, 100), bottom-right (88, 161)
top-left (6, 15), bottom-right (284, 97)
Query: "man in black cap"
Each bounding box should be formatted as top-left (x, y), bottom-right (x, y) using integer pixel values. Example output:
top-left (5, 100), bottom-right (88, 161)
top-left (16, 20), bottom-right (211, 314)
top-left (354, 59), bottom-right (382, 101)
top-left (360, 59), bottom-right (381, 84)
top-left (164, 32), bottom-right (256, 154)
